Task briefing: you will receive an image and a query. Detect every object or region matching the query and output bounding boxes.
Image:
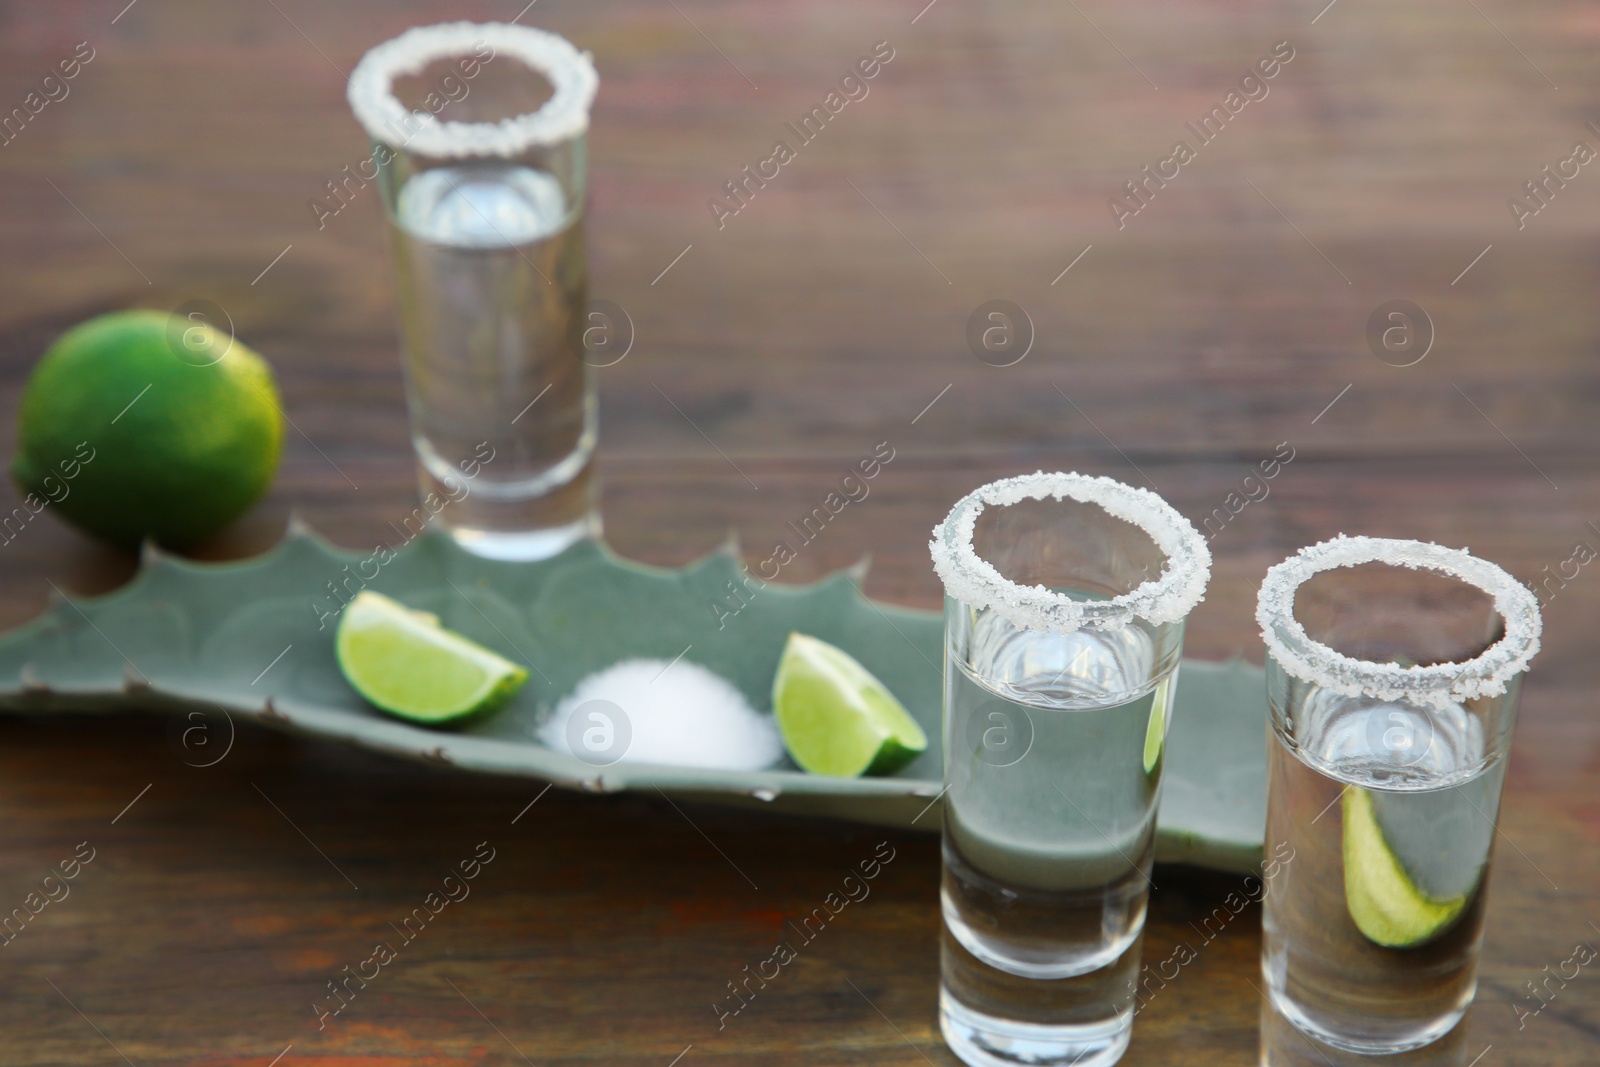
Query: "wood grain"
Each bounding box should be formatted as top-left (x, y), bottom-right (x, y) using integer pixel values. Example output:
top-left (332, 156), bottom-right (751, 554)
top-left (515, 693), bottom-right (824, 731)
top-left (0, 0), bottom-right (1596, 1063)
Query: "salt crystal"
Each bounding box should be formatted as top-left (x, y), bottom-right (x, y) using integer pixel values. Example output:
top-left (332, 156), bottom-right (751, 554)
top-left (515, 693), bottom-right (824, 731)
top-left (347, 22), bottom-right (598, 159)
top-left (1256, 535), bottom-right (1542, 709)
top-left (538, 659), bottom-right (784, 771)
top-left (930, 471), bottom-right (1212, 634)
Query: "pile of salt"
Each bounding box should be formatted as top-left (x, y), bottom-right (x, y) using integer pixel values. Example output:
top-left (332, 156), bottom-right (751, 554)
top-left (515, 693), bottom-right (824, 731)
top-left (538, 658), bottom-right (784, 771)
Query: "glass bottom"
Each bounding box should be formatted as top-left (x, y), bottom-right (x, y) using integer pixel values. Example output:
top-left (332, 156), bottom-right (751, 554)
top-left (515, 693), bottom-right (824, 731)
top-left (1266, 976), bottom-right (1468, 1055)
top-left (1260, 994), bottom-right (1471, 1066)
top-left (446, 517), bottom-right (594, 561)
top-left (940, 922), bottom-right (1138, 1067)
top-left (416, 445), bottom-right (598, 562)
top-left (940, 987), bottom-right (1132, 1067)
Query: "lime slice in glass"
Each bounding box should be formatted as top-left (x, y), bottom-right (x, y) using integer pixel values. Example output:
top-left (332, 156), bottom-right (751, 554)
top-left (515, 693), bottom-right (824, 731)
top-left (335, 591), bottom-right (528, 723)
top-left (772, 632), bottom-right (927, 777)
top-left (1142, 679), bottom-right (1169, 775)
top-left (1342, 786), bottom-right (1470, 948)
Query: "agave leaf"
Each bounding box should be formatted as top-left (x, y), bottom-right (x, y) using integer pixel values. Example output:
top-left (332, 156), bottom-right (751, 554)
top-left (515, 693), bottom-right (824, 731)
top-left (0, 529), bottom-right (1266, 871)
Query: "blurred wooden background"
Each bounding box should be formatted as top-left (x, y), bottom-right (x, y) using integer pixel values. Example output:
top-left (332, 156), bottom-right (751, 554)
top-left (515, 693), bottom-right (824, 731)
top-left (0, 0), bottom-right (1595, 1063)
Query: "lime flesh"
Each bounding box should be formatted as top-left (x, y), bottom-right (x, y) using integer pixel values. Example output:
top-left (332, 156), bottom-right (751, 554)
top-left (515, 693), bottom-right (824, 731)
top-left (772, 632), bottom-right (927, 777)
top-left (1343, 786), bottom-right (1469, 948)
top-left (335, 591), bottom-right (528, 724)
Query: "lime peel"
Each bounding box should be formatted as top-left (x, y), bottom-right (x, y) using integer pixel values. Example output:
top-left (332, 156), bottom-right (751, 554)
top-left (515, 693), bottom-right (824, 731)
top-left (13, 310), bottom-right (283, 549)
top-left (1343, 786), bottom-right (1469, 948)
top-left (335, 591), bottom-right (528, 724)
top-left (1142, 680), bottom-right (1169, 775)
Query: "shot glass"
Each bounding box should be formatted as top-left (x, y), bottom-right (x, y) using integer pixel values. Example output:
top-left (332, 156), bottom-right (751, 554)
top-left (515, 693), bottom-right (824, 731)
top-left (348, 22), bottom-right (600, 559)
top-left (1255, 536), bottom-right (1542, 1061)
top-left (929, 472), bottom-right (1213, 1067)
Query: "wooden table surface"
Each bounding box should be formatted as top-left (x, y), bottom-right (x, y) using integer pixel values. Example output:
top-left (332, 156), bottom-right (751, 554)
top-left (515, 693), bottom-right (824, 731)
top-left (1, 0), bottom-right (1596, 1063)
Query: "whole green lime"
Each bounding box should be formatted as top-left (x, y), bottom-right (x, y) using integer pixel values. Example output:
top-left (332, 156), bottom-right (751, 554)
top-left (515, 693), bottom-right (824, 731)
top-left (12, 309), bottom-right (284, 549)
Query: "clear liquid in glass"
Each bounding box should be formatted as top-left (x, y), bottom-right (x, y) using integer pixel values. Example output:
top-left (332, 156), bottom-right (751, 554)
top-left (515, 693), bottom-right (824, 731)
top-left (389, 163), bottom-right (596, 559)
top-left (1263, 692), bottom-right (1500, 1055)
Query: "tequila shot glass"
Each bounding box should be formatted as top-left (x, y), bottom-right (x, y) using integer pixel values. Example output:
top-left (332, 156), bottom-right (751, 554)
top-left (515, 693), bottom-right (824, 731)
top-left (1256, 536), bottom-right (1542, 1061)
top-left (930, 472), bottom-right (1213, 1067)
top-left (349, 22), bottom-right (599, 559)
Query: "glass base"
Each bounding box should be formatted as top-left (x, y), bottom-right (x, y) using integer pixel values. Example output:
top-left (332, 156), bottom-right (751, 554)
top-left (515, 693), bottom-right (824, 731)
top-left (1260, 996), bottom-right (1471, 1066)
top-left (416, 446), bottom-right (598, 562)
top-left (445, 517), bottom-right (594, 561)
top-left (940, 987), bottom-right (1131, 1067)
top-left (1265, 961), bottom-right (1471, 1054)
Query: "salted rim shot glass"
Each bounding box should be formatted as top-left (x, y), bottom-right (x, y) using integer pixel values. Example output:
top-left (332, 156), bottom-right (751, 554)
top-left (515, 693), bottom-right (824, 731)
top-left (1254, 536), bottom-right (1542, 1063)
top-left (929, 472), bottom-right (1212, 1067)
top-left (348, 22), bottom-right (601, 560)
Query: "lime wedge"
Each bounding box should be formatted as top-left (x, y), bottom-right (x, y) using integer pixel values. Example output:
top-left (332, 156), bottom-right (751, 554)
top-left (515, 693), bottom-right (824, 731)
top-left (772, 632), bottom-right (927, 777)
top-left (1142, 680), bottom-right (1169, 774)
top-left (1342, 786), bottom-right (1469, 948)
top-left (335, 591), bottom-right (528, 724)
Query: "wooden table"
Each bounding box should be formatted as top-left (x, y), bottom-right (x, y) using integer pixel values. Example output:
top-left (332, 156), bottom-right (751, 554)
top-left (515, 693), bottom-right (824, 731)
top-left (1, 1), bottom-right (1596, 1063)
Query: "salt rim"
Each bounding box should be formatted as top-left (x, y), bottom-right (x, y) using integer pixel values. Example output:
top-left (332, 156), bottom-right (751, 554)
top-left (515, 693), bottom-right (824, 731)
top-left (928, 472), bottom-right (1212, 633)
top-left (347, 22), bottom-right (598, 159)
top-left (1255, 535), bottom-right (1542, 709)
